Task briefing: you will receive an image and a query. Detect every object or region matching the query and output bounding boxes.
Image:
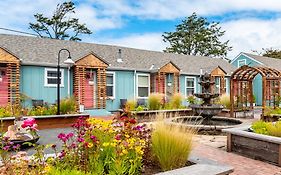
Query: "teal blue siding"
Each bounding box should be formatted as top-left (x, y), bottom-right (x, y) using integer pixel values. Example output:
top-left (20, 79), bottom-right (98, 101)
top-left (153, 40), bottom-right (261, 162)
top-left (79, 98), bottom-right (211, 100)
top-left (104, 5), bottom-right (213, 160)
top-left (20, 66), bottom-right (69, 107)
top-left (232, 54), bottom-right (262, 67)
top-left (106, 70), bottom-right (135, 111)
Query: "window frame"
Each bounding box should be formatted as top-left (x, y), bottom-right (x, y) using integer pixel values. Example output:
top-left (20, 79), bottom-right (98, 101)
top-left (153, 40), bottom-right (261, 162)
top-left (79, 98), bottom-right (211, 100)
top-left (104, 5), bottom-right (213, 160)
top-left (136, 73), bottom-right (150, 99)
top-left (185, 76), bottom-right (196, 98)
top-left (106, 71), bottom-right (115, 99)
top-left (224, 77), bottom-right (228, 94)
top-left (44, 68), bottom-right (64, 87)
top-left (238, 59), bottom-right (246, 67)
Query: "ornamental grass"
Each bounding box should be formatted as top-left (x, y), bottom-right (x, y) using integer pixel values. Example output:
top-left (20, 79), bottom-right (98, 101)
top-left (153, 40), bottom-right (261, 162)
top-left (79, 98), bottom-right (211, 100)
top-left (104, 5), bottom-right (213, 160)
top-left (151, 116), bottom-right (196, 171)
top-left (148, 93), bottom-right (164, 110)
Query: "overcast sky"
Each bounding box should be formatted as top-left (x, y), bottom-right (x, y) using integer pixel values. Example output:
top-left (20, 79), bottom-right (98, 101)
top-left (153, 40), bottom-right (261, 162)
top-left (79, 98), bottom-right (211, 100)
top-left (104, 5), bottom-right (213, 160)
top-left (1, 0), bottom-right (281, 59)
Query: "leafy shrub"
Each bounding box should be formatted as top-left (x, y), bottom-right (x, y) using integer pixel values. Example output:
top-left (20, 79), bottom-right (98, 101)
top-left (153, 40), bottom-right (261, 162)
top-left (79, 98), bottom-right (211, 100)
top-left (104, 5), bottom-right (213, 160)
top-left (252, 120), bottom-right (269, 135)
top-left (125, 100), bottom-right (137, 111)
top-left (60, 97), bottom-right (77, 114)
top-left (148, 93), bottom-right (164, 110)
top-left (186, 95), bottom-right (196, 105)
top-left (152, 119), bottom-right (195, 171)
top-left (252, 120), bottom-right (281, 137)
top-left (169, 93), bottom-right (183, 109)
top-left (135, 105), bottom-right (144, 112)
top-left (218, 94), bottom-right (231, 109)
top-left (266, 121), bottom-right (281, 137)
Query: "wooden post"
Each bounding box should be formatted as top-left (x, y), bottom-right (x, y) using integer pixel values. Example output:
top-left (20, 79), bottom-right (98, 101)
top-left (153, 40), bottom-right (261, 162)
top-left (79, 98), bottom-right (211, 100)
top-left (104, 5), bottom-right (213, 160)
top-left (262, 77), bottom-right (267, 118)
top-left (227, 133), bottom-right (232, 152)
top-left (230, 79), bottom-right (234, 118)
top-left (249, 80), bottom-right (254, 110)
top-left (279, 145), bottom-right (281, 167)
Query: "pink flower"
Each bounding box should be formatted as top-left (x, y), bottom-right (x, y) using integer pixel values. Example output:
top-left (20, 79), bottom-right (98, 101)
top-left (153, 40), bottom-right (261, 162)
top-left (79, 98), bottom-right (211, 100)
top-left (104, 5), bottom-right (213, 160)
top-left (58, 133), bottom-right (67, 142)
top-left (77, 137), bottom-right (84, 142)
top-left (21, 118), bottom-right (36, 128)
top-left (115, 134), bottom-right (122, 140)
top-left (67, 132), bottom-right (74, 138)
top-left (90, 135), bottom-right (97, 142)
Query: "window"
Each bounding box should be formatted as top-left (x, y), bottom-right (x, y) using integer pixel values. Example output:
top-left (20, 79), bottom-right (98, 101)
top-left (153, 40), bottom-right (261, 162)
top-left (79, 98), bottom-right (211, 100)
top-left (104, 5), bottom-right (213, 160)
top-left (44, 68), bottom-right (64, 87)
top-left (185, 77), bottom-right (196, 97)
top-left (215, 77), bottom-right (220, 94)
top-left (137, 74), bottom-right (150, 98)
top-left (106, 72), bottom-right (115, 98)
top-left (224, 78), bottom-right (228, 94)
top-left (238, 59), bottom-right (246, 67)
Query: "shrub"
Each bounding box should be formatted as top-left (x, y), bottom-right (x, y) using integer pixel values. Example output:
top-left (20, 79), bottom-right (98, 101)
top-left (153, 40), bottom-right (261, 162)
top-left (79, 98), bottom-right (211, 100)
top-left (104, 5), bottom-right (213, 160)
top-left (266, 121), bottom-right (281, 137)
top-left (125, 100), bottom-right (137, 111)
top-left (264, 107), bottom-right (281, 116)
top-left (186, 95), bottom-right (196, 105)
top-left (151, 119), bottom-right (195, 171)
top-left (148, 93), bottom-right (164, 110)
top-left (218, 94), bottom-right (231, 109)
top-left (60, 96), bottom-right (77, 114)
top-left (169, 93), bottom-right (183, 109)
top-left (135, 105), bottom-right (144, 112)
top-left (252, 120), bottom-right (269, 135)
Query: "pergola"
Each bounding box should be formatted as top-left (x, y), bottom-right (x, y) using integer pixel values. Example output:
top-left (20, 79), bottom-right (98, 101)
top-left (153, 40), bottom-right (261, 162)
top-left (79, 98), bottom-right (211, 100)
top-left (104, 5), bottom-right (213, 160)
top-left (230, 65), bottom-right (281, 118)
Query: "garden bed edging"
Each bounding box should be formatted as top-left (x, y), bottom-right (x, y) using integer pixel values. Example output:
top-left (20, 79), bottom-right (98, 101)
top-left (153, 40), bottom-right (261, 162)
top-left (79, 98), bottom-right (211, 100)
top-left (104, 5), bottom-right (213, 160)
top-left (223, 126), bottom-right (281, 166)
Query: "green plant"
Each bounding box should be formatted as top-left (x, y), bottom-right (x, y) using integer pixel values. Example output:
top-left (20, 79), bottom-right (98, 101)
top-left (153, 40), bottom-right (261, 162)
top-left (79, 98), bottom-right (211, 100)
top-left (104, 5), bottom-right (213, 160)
top-left (125, 100), bottom-right (137, 111)
top-left (151, 119), bottom-right (195, 171)
top-left (252, 120), bottom-right (269, 135)
top-left (217, 94), bottom-right (231, 109)
top-left (186, 95), bottom-right (196, 105)
top-left (169, 93), bottom-right (183, 109)
top-left (135, 105), bottom-right (144, 112)
top-left (148, 93), bottom-right (164, 110)
top-left (60, 96), bottom-right (77, 114)
top-left (266, 121), bottom-right (281, 137)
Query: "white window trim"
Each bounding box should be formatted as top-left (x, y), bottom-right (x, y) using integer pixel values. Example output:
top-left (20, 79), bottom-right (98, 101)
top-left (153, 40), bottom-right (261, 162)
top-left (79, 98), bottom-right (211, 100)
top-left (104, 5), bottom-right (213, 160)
top-left (44, 68), bottom-right (64, 87)
top-left (238, 59), bottom-right (246, 67)
top-left (106, 71), bottom-right (115, 99)
top-left (185, 76), bottom-right (196, 98)
top-left (224, 77), bottom-right (229, 94)
top-left (136, 73), bottom-right (150, 99)
top-left (215, 77), bottom-right (221, 94)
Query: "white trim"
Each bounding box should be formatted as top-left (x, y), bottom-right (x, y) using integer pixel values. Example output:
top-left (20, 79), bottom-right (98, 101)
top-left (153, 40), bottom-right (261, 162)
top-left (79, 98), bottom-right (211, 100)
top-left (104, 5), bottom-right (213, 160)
top-left (214, 76), bottom-right (221, 94)
top-left (230, 52), bottom-right (264, 65)
top-left (106, 71), bottom-right (115, 99)
top-left (136, 73), bottom-right (150, 99)
top-left (44, 68), bottom-right (64, 87)
top-left (224, 77), bottom-right (229, 94)
top-left (237, 59), bottom-right (246, 67)
top-left (185, 76), bottom-right (196, 98)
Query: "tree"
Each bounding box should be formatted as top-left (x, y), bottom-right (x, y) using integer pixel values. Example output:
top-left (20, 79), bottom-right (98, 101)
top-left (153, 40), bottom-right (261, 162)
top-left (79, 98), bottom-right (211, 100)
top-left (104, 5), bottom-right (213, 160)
top-left (29, 1), bottom-right (92, 41)
top-left (262, 48), bottom-right (281, 59)
top-left (163, 13), bottom-right (232, 58)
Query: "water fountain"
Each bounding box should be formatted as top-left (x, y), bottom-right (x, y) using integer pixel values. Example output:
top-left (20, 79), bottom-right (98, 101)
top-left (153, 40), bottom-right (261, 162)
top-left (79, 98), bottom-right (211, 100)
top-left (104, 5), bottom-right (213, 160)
top-left (170, 73), bottom-right (242, 132)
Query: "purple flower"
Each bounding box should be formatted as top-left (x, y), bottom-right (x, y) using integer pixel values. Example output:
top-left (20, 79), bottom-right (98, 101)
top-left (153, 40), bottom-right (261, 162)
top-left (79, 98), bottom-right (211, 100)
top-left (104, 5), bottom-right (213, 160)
top-left (58, 133), bottom-right (68, 142)
top-left (3, 145), bottom-right (10, 151)
top-left (90, 135), bottom-right (97, 142)
top-left (59, 150), bottom-right (66, 158)
top-left (77, 137), bottom-right (85, 143)
top-left (67, 132), bottom-right (74, 139)
top-left (12, 144), bottom-right (20, 150)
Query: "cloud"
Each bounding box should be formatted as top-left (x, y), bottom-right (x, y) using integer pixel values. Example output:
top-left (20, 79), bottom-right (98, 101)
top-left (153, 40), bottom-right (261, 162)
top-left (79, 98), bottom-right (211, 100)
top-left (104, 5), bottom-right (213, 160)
top-left (95, 33), bottom-right (168, 52)
top-left (221, 18), bottom-right (281, 59)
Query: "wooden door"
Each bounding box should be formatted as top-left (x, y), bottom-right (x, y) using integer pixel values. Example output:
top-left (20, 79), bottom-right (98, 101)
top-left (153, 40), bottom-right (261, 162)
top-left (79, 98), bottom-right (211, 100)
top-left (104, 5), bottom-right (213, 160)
top-left (0, 67), bottom-right (8, 106)
top-left (84, 70), bottom-right (95, 108)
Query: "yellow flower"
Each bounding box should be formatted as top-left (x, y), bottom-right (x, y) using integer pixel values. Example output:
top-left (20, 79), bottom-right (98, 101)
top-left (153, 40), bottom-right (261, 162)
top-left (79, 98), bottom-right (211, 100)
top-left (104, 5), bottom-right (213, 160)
top-left (110, 143), bottom-right (117, 147)
top-left (103, 142), bottom-right (110, 147)
top-left (88, 143), bottom-right (94, 148)
top-left (122, 149), bottom-right (128, 155)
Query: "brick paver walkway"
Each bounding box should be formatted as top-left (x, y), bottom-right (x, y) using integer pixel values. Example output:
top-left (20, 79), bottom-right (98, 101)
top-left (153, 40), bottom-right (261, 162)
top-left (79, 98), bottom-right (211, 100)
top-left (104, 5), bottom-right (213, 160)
top-left (193, 143), bottom-right (281, 175)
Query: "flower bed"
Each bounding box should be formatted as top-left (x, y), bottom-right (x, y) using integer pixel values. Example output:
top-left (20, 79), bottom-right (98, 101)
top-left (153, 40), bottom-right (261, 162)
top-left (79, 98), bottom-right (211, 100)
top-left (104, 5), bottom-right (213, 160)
top-left (223, 126), bottom-right (281, 166)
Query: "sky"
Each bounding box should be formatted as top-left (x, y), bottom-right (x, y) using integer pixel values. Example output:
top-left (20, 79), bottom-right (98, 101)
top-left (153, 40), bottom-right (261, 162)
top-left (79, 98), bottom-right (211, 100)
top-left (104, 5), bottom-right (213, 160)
top-left (1, 0), bottom-right (281, 59)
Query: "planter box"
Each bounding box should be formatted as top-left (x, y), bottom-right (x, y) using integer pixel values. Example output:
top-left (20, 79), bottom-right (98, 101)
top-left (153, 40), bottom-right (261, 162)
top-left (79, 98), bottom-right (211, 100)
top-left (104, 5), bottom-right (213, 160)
top-left (223, 126), bottom-right (281, 166)
top-left (131, 109), bottom-right (193, 122)
top-left (0, 114), bottom-right (90, 131)
top-left (157, 154), bottom-right (233, 175)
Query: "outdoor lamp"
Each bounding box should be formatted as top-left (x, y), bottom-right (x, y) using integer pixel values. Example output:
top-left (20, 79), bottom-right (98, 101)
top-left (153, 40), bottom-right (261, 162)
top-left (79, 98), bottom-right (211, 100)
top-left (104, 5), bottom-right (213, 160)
top-left (167, 73), bottom-right (172, 87)
top-left (64, 56), bottom-right (75, 98)
top-left (57, 49), bottom-right (73, 115)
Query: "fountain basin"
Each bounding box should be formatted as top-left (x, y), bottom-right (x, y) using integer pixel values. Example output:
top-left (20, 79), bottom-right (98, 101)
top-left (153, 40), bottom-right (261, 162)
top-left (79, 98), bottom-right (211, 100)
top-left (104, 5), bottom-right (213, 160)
top-left (168, 116), bottom-right (242, 131)
top-left (194, 93), bottom-right (219, 99)
top-left (190, 104), bottom-right (224, 119)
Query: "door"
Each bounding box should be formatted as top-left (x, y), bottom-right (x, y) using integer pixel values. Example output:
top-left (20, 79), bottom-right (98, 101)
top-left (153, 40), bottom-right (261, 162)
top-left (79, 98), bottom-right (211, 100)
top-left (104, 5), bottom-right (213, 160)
top-left (84, 70), bottom-right (95, 108)
top-left (0, 67), bottom-right (8, 106)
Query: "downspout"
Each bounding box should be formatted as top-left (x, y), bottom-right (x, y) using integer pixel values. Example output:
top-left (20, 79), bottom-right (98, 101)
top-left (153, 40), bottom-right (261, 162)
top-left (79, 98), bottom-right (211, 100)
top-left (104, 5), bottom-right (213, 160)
top-left (133, 70), bottom-right (136, 100)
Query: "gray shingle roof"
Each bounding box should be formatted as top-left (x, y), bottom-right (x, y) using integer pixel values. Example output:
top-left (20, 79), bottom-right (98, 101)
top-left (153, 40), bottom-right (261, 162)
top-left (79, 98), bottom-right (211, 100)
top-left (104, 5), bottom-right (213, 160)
top-left (0, 34), bottom-right (236, 75)
top-left (243, 52), bottom-right (281, 71)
